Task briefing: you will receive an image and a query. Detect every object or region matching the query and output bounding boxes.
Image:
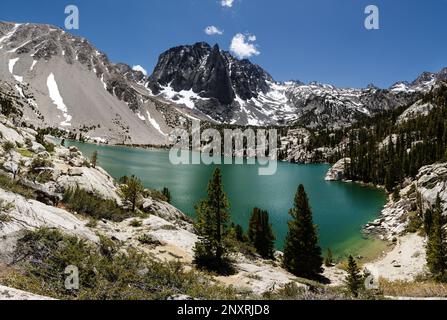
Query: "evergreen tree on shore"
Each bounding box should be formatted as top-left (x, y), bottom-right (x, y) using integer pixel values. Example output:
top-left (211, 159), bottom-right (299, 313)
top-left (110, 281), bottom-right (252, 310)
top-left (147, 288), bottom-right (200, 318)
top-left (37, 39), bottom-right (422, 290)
top-left (248, 208), bottom-right (276, 259)
top-left (324, 248), bottom-right (334, 267)
top-left (345, 255), bottom-right (363, 297)
top-left (426, 195), bottom-right (447, 281)
top-left (193, 168), bottom-right (232, 274)
top-left (120, 175), bottom-right (144, 212)
top-left (161, 187), bottom-right (171, 203)
top-left (283, 185), bottom-right (323, 278)
top-left (91, 150), bottom-right (98, 168)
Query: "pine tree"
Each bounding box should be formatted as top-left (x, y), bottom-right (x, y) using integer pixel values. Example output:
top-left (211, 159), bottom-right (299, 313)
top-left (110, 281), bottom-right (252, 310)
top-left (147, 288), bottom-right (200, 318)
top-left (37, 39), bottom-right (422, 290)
top-left (248, 208), bottom-right (276, 259)
top-left (324, 248), bottom-right (333, 267)
top-left (193, 168), bottom-right (232, 273)
top-left (345, 255), bottom-right (363, 297)
top-left (392, 188), bottom-right (400, 202)
top-left (161, 187), bottom-right (171, 203)
top-left (283, 185), bottom-right (323, 278)
top-left (426, 195), bottom-right (446, 281)
top-left (230, 223), bottom-right (246, 243)
top-left (91, 150), bottom-right (98, 168)
top-left (120, 175), bottom-right (144, 212)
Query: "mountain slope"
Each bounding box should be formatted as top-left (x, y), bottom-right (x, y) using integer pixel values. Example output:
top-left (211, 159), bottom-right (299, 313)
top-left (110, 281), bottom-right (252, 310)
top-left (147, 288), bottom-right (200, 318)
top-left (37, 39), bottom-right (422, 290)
top-left (1, 21), bottom-right (446, 144)
top-left (0, 21), bottom-right (191, 145)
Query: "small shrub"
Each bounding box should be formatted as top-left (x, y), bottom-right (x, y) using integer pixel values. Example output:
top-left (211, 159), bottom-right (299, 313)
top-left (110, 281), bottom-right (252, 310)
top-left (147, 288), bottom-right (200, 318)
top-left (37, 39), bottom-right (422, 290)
top-left (62, 187), bottom-right (132, 222)
top-left (25, 138), bottom-right (33, 148)
top-left (85, 219), bottom-right (98, 228)
top-left (137, 234), bottom-right (161, 246)
top-left (0, 214), bottom-right (12, 223)
top-left (30, 157), bottom-right (53, 173)
top-left (0, 174), bottom-right (35, 199)
top-left (28, 157), bottom-right (54, 183)
top-left (146, 189), bottom-right (169, 203)
top-left (160, 224), bottom-right (177, 231)
top-left (2, 141), bottom-right (15, 154)
top-left (44, 142), bottom-right (55, 153)
top-left (0, 200), bottom-right (13, 223)
top-left (0, 199), bottom-right (14, 213)
top-left (405, 212), bottom-right (423, 233)
top-left (161, 187), bottom-right (171, 203)
top-left (129, 219), bottom-right (142, 227)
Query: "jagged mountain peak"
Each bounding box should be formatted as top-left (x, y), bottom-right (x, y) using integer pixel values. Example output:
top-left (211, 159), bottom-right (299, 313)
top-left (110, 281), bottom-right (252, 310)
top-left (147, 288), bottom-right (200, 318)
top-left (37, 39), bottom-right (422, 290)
top-left (148, 41), bottom-right (273, 104)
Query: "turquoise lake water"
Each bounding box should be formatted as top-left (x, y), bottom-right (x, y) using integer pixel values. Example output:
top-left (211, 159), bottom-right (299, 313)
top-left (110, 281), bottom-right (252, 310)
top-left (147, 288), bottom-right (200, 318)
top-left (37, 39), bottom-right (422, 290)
top-left (63, 140), bottom-right (387, 259)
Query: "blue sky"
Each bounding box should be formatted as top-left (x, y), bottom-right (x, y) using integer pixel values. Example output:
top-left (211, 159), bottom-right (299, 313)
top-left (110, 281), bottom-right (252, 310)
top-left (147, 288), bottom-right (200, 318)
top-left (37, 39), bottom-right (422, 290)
top-left (1, 0), bottom-right (446, 88)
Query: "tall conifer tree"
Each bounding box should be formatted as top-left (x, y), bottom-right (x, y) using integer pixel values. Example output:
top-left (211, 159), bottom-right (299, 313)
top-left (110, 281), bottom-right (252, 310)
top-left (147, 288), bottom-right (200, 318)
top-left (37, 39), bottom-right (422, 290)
top-left (194, 168), bottom-right (231, 273)
top-left (426, 195), bottom-right (446, 281)
top-left (283, 185), bottom-right (323, 278)
top-left (248, 208), bottom-right (276, 259)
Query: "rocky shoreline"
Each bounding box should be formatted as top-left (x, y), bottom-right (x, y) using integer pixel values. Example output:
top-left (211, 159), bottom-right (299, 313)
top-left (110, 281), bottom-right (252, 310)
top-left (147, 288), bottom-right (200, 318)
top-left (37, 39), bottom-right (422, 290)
top-left (324, 158), bottom-right (447, 282)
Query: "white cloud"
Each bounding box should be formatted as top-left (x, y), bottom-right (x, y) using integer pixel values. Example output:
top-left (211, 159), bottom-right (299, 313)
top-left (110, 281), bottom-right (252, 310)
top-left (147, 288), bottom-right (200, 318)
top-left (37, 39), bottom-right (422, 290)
top-left (248, 35), bottom-right (256, 41)
top-left (205, 25), bottom-right (223, 35)
top-left (132, 65), bottom-right (147, 76)
top-left (221, 0), bottom-right (234, 7)
top-left (230, 33), bottom-right (260, 59)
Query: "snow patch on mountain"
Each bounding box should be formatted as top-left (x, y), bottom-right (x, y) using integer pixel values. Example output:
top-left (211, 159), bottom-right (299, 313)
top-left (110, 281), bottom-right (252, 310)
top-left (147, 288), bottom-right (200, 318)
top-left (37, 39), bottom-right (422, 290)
top-left (46, 73), bottom-right (72, 126)
top-left (0, 23), bottom-right (21, 49)
top-left (146, 110), bottom-right (166, 136)
top-left (136, 112), bottom-right (146, 121)
top-left (159, 84), bottom-right (209, 109)
top-left (8, 58), bottom-right (23, 83)
top-left (30, 60), bottom-right (37, 71)
top-left (15, 84), bottom-right (25, 98)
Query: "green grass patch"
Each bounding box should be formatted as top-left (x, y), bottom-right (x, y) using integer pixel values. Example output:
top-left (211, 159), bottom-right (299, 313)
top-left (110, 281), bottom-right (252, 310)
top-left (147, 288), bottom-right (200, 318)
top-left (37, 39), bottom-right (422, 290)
top-left (17, 148), bottom-right (34, 158)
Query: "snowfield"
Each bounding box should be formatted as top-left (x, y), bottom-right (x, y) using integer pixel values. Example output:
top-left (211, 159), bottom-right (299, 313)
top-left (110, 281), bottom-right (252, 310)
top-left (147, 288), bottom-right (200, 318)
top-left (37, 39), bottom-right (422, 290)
top-left (46, 73), bottom-right (72, 126)
top-left (146, 110), bottom-right (166, 136)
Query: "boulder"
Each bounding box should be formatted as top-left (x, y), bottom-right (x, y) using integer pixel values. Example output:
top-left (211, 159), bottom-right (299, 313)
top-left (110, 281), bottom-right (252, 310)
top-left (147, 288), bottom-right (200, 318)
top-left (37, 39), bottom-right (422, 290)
top-left (0, 285), bottom-right (54, 300)
top-left (416, 163), bottom-right (447, 213)
top-left (69, 146), bottom-right (79, 153)
top-left (30, 142), bottom-right (45, 153)
top-left (142, 198), bottom-right (154, 211)
top-left (68, 167), bottom-right (84, 177)
top-left (69, 157), bottom-right (85, 167)
top-left (0, 123), bottom-right (24, 145)
top-left (325, 158), bottom-right (351, 181)
top-left (55, 147), bottom-right (70, 160)
top-left (56, 167), bottom-right (121, 203)
top-left (150, 200), bottom-right (194, 232)
top-left (2, 160), bottom-right (19, 175)
top-left (0, 187), bottom-right (99, 264)
top-left (37, 151), bottom-right (51, 159)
